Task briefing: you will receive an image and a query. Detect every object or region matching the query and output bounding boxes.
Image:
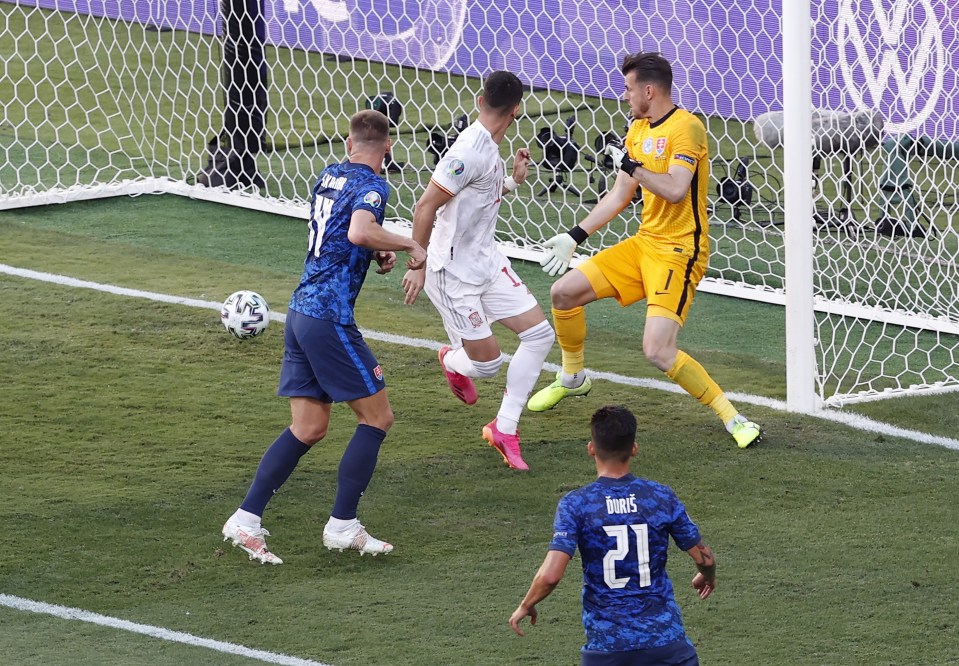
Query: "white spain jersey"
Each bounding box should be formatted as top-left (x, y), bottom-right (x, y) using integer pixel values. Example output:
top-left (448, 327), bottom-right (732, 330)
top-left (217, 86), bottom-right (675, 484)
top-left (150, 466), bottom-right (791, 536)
top-left (427, 120), bottom-right (506, 285)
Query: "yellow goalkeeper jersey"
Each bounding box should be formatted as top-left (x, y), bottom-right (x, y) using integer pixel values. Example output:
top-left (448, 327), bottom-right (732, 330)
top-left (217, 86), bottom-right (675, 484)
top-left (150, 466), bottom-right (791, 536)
top-left (624, 107), bottom-right (709, 257)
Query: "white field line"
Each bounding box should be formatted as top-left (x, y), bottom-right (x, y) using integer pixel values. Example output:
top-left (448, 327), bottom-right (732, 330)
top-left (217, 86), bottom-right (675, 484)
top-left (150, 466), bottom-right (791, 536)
top-left (0, 594), bottom-right (332, 666)
top-left (3, 263), bottom-right (958, 451)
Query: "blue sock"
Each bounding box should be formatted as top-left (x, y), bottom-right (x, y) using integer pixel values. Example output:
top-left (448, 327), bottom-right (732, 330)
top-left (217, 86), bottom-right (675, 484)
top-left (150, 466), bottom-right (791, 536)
top-left (331, 424), bottom-right (387, 520)
top-left (240, 428), bottom-right (311, 517)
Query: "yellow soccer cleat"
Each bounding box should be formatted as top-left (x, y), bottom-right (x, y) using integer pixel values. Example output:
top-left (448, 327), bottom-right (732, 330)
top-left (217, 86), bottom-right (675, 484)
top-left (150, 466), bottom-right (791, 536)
top-left (527, 372), bottom-right (593, 412)
top-left (731, 420), bottom-right (763, 449)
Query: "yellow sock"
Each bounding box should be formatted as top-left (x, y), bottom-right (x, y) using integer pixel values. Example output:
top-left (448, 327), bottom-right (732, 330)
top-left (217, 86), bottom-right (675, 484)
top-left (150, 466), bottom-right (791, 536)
top-left (708, 394), bottom-right (739, 427)
top-left (666, 351), bottom-right (736, 423)
top-left (552, 306), bottom-right (586, 375)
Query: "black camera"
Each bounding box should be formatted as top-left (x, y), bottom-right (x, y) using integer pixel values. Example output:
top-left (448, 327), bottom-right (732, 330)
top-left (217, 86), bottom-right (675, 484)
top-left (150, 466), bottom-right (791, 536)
top-left (537, 116), bottom-right (581, 172)
top-left (366, 92), bottom-right (402, 128)
top-left (717, 158), bottom-right (755, 207)
top-left (593, 132), bottom-right (622, 170)
top-left (427, 114), bottom-right (469, 165)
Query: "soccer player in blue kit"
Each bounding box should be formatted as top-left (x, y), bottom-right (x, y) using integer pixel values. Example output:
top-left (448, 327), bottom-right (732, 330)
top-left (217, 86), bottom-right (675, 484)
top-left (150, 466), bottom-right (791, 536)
top-left (509, 405), bottom-right (716, 665)
top-left (222, 110), bottom-right (426, 564)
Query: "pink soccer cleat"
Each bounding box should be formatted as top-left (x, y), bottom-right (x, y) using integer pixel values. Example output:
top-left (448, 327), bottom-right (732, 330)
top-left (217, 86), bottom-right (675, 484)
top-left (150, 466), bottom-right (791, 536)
top-left (482, 420), bottom-right (529, 471)
top-left (438, 346), bottom-right (478, 405)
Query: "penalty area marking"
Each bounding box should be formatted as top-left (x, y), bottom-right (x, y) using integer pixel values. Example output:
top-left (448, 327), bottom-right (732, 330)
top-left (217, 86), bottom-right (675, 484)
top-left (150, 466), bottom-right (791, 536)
top-left (0, 594), bottom-right (332, 666)
top-left (2, 262), bottom-right (958, 452)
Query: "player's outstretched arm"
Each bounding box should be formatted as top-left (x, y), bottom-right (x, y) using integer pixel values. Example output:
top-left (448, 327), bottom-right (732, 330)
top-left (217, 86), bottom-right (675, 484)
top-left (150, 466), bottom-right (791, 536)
top-left (411, 180), bottom-right (453, 254)
top-left (509, 550), bottom-right (571, 636)
top-left (685, 540), bottom-right (716, 599)
top-left (402, 180), bottom-right (454, 304)
top-left (347, 210), bottom-right (426, 269)
top-left (539, 174), bottom-right (637, 276)
top-left (631, 163), bottom-right (694, 204)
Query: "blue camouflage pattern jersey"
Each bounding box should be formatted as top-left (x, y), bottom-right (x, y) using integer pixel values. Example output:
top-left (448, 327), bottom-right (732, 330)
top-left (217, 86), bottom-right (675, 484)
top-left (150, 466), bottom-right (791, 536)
top-left (548, 474), bottom-right (701, 653)
top-left (289, 162), bottom-right (390, 325)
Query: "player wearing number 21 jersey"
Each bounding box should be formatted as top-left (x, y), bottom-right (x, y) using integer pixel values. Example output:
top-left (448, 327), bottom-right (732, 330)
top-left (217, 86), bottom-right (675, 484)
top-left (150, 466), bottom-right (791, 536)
top-left (510, 406), bottom-right (716, 666)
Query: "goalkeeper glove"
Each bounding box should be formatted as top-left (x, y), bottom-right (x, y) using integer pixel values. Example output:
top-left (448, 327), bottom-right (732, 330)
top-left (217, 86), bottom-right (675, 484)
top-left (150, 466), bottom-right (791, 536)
top-left (540, 226), bottom-right (588, 277)
top-left (604, 143), bottom-right (627, 170)
top-left (604, 143), bottom-right (642, 178)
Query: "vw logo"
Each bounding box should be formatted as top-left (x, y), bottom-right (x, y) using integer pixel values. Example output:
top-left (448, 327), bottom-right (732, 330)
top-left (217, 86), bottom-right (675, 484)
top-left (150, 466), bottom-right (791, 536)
top-left (837, 0), bottom-right (944, 134)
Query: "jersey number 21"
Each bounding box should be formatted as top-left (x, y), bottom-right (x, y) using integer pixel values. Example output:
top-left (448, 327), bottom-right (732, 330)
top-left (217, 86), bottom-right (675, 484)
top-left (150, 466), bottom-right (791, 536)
top-left (603, 524), bottom-right (651, 589)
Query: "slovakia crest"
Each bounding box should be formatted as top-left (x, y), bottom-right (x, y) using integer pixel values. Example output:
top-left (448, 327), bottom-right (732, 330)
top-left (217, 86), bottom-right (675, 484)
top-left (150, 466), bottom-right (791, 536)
top-left (655, 137), bottom-right (667, 156)
top-left (373, 365), bottom-right (383, 381)
top-left (448, 159), bottom-right (465, 176)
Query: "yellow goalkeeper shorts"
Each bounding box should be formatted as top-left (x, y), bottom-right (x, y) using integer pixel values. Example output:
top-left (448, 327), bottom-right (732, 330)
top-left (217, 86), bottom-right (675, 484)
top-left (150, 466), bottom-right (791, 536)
top-left (578, 234), bottom-right (707, 326)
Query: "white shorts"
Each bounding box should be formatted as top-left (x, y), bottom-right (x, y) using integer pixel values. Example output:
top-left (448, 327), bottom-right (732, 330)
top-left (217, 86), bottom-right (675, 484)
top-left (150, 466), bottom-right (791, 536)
top-left (424, 253), bottom-right (539, 342)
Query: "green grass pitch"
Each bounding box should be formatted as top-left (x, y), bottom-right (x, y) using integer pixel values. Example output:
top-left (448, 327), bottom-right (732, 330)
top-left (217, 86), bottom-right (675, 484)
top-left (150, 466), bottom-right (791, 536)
top-left (2, 196), bottom-right (959, 665)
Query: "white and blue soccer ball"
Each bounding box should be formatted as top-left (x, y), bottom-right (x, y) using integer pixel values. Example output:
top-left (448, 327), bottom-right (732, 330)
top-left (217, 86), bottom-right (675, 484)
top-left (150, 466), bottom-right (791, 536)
top-left (221, 290), bottom-right (270, 339)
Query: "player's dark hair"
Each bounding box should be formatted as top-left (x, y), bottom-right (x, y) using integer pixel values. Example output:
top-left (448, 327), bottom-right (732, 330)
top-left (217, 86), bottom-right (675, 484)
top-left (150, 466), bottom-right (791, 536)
top-left (590, 405), bottom-right (637, 462)
top-left (622, 52), bottom-right (673, 92)
top-left (350, 109), bottom-right (390, 145)
top-left (482, 70), bottom-right (524, 113)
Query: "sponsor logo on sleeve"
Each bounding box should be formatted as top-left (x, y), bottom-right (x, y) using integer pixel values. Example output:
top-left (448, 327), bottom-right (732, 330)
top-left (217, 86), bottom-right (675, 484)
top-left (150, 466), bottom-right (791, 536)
top-left (675, 154), bottom-right (696, 166)
top-left (362, 191), bottom-right (383, 208)
top-left (448, 158), bottom-right (465, 176)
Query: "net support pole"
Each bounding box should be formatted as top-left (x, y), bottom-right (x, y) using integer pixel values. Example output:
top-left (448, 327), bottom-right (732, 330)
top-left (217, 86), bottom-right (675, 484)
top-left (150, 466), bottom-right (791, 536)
top-left (783, 0), bottom-right (818, 413)
top-left (200, 0), bottom-right (268, 189)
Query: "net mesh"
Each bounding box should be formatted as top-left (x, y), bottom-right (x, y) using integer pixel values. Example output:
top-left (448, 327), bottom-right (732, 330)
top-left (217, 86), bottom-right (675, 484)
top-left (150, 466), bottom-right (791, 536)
top-left (2, 0), bottom-right (957, 407)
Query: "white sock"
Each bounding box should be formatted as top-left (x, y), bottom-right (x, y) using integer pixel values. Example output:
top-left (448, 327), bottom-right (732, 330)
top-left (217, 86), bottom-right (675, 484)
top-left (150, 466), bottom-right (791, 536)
top-left (325, 516), bottom-right (359, 533)
top-left (495, 408), bottom-right (521, 436)
top-left (561, 371), bottom-right (586, 389)
top-left (231, 509), bottom-right (261, 528)
top-left (442, 346), bottom-right (479, 376)
top-left (498, 321), bottom-right (555, 433)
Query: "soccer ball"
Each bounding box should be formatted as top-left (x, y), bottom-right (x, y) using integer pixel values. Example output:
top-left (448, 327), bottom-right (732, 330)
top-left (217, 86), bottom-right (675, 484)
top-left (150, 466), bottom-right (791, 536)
top-left (220, 290), bottom-right (270, 339)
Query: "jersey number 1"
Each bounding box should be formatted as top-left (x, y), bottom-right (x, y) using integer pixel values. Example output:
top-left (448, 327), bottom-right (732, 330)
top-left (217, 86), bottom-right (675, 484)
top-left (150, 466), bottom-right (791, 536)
top-left (602, 524), bottom-right (651, 589)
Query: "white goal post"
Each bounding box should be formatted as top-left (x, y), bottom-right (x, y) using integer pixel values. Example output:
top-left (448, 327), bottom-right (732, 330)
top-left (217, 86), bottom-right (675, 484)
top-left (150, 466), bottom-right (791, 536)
top-left (2, 0), bottom-right (958, 411)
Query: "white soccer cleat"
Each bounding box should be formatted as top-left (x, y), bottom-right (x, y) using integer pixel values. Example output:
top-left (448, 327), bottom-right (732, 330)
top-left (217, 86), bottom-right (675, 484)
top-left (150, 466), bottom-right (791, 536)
top-left (322, 522), bottom-right (393, 556)
top-left (222, 518), bottom-right (284, 565)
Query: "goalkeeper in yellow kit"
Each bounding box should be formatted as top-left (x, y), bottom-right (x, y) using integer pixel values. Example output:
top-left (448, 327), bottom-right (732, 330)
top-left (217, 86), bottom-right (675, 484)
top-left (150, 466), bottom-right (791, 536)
top-left (529, 52), bottom-right (762, 448)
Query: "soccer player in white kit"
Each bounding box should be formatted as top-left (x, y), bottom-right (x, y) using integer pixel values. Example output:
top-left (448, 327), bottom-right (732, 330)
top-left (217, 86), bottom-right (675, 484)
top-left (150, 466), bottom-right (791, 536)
top-left (402, 71), bottom-right (555, 471)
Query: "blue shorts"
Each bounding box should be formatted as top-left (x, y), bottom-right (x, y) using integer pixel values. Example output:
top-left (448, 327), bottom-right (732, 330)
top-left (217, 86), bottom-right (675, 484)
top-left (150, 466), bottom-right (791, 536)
top-left (581, 639), bottom-right (698, 666)
top-left (278, 309), bottom-right (385, 403)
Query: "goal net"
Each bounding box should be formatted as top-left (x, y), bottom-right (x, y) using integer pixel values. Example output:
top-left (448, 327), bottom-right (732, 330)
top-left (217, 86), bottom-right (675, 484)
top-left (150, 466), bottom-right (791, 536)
top-left (2, 0), bottom-right (957, 410)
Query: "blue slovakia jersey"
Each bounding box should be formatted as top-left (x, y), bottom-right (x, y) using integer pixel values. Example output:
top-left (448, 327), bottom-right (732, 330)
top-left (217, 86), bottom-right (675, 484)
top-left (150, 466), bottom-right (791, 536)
top-left (289, 161), bottom-right (390, 325)
top-left (548, 474), bottom-right (701, 653)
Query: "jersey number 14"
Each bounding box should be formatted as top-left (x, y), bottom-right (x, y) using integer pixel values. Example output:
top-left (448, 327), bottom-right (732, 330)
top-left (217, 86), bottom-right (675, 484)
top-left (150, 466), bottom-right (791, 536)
top-left (603, 524), bottom-right (651, 589)
top-left (308, 196), bottom-right (334, 257)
